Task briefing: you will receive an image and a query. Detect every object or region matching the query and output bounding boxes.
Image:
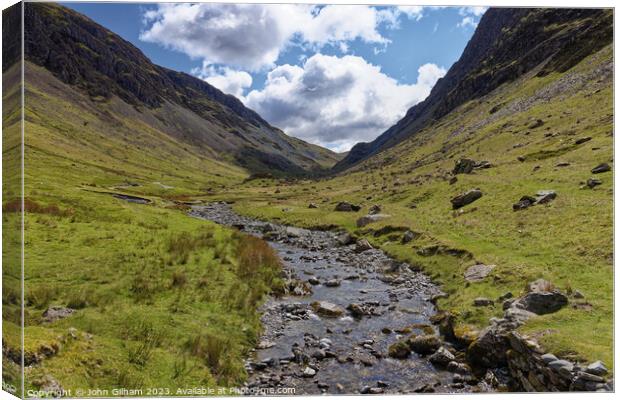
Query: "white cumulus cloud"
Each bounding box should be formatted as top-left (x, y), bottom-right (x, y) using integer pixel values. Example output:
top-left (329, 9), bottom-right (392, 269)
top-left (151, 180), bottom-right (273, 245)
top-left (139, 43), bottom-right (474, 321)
top-left (140, 4), bottom-right (418, 71)
top-left (457, 6), bottom-right (488, 29)
top-left (191, 62), bottom-right (253, 98)
top-left (244, 54), bottom-right (446, 152)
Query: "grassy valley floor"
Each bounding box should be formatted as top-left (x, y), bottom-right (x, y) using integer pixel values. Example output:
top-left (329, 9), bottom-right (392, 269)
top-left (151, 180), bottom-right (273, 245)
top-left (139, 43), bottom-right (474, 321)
top-left (204, 44), bottom-right (614, 372)
top-left (3, 63), bottom-right (285, 396)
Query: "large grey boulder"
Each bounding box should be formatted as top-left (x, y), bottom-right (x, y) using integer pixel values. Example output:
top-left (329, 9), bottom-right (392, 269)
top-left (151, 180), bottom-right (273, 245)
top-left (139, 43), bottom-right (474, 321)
top-left (453, 158), bottom-right (476, 174)
top-left (517, 279), bottom-right (568, 315)
top-left (534, 190), bottom-right (557, 205)
top-left (42, 306), bottom-right (75, 323)
top-left (451, 189), bottom-right (483, 209)
top-left (513, 195), bottom-right (537, 211)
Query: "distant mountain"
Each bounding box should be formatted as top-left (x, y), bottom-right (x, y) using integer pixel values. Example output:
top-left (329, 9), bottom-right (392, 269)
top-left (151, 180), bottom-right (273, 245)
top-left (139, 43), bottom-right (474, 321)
top-left (334, 8), bottom-right (613, 171)
top-left (23, 3), bottom-right (340, 176)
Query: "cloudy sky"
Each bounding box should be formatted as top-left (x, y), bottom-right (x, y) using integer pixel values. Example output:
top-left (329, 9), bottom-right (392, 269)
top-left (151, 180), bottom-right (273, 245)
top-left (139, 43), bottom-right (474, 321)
top-left (64, 3), bottom-right (486, 152)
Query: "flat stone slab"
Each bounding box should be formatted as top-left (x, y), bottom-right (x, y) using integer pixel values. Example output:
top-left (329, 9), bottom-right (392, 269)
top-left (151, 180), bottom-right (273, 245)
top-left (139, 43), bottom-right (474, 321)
top-left (464, 264), bottom-right (495, 282)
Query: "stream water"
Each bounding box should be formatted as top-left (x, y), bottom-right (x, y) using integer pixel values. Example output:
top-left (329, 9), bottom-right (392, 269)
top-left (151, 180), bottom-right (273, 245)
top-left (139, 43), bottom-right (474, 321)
top-left (190, 203), bottom-right (489, 395)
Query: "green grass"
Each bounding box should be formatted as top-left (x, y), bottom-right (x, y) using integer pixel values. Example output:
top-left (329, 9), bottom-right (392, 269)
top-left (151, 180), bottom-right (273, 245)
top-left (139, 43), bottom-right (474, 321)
top-left (2, 63), bottom-right (286, 396)
top-left (211, 44), bottom-right (613, 371)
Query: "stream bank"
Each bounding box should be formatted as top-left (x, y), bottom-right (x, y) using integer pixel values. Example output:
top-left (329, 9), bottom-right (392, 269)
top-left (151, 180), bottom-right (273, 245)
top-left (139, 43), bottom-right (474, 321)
top-left (190, 203), bottom-right (494, 394)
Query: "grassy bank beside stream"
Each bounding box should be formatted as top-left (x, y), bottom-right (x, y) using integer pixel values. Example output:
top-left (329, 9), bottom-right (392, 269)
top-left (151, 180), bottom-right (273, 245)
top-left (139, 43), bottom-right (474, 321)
top-left (208, 45), bottom-right (614, 372)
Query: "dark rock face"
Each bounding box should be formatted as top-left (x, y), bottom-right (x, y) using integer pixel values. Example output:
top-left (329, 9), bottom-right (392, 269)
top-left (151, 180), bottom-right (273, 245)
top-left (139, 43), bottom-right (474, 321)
top-left (334, 8), bottom-right (613, 171)
top-left (451, 189), bottom-right (483, 209)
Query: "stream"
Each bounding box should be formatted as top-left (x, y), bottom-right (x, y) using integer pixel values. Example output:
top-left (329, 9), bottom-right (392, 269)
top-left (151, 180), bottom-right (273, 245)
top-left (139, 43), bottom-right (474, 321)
top-left (190, 203), bottom-right (491, 395)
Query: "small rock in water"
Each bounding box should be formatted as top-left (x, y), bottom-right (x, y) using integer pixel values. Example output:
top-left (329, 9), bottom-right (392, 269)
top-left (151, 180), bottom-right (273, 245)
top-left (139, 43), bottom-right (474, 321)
top-left (388, 341), bottom-right (411, 359)
top-left (324, 279), bottom-right (341, 287)
top-left (312, 349), bottom-right (326, 360)
top-left (257, 340), bottom-right (276, 349)
top-left (429, 346), bottom-right (456, 367)
top-left (311, 301), bottom-right (345, 317)
top-left (408, 335), bottom-right (441, 355)
top-left (302, 367), bottom-right (316, 378)
top-left (308, 277), bottom-right (320, 285)
top-left (347, 303), bottom-right (367, 318)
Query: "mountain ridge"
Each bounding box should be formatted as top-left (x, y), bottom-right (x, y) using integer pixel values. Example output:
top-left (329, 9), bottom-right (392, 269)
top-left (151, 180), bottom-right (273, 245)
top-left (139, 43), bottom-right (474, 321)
top-left (23, 2), bottom-right (340, 176)
top-left (335, 7), bottom-right (613, 171)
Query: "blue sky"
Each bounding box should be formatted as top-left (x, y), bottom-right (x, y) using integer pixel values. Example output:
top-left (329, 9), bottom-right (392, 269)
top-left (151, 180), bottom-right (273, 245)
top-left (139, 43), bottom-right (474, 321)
top-left (62, 3), bottom-right (485, 151)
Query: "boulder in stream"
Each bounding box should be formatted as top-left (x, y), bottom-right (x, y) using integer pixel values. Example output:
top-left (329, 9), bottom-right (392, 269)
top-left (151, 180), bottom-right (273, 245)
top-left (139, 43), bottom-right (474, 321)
top-left (311, 301), bottom-right (344, 317)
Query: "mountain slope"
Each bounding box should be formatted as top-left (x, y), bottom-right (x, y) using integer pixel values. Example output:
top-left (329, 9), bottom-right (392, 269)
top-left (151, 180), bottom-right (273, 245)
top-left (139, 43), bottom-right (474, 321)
top-left (224, 13), bottom-right (613, 373)
top-left (24, 2), bottom-right (340, 176)
top-left (335, 7), bottom-right (613, 171)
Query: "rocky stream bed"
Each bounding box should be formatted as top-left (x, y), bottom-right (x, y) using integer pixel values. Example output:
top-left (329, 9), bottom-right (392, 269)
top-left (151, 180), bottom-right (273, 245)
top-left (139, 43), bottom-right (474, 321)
top-left (189, 203), bottom-right (495, 395)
